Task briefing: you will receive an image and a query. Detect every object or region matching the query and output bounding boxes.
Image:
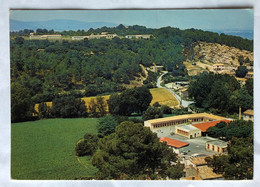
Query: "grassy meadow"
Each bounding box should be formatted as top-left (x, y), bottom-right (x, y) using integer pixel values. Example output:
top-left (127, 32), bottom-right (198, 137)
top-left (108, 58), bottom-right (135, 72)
top-left (11, 118), bottom-right (98, 180)
top-left (12, 88), bottom-right (180, 180)
top-left (149, 88), bottom-right (179, 107)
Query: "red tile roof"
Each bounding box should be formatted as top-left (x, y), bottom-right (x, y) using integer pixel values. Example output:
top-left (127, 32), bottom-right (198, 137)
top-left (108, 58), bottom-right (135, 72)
top-left (192, 120), bottom-right (231, 132)
top-left (160, 137), bottom-right (189, 148)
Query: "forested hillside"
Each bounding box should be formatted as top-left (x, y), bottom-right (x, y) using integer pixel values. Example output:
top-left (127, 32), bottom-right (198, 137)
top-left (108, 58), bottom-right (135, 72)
top-left (10, 25), bottom-right (253, 122)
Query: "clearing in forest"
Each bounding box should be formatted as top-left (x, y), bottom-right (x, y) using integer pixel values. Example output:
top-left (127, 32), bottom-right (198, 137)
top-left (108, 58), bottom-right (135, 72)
top-left (150, 88), bottom-right (179, 108)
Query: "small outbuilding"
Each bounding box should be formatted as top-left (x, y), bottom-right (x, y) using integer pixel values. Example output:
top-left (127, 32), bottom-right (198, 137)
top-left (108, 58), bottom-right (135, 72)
top-left (206, 140), bottom-right (228, 154)
top-left (243, 109), bottom-right (254, 122)
top-left (180, 88), bottom-right (189, 98)
top-left (213, 64), bottom-right (224, 71)
top-left (160, 137), bottom-right (189, 154)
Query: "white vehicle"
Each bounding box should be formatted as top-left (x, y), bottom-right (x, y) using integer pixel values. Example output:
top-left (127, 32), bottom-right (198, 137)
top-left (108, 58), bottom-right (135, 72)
top-left (191, 154), bottom-right (199, 158)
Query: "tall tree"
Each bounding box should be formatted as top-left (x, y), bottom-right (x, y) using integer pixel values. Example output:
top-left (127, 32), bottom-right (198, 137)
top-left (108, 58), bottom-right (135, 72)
top-left (245, 78), bottom-right (253, 96)
top-left (108, 86), bottom-right (152, 116)
top-left (142, 106), bottom-right (163, 120)
top-left (11, 82), bottom-right (35, 122)
top-left (75, 133), bottom-right (98, 156)
top-left (206, 120), bottom-right (253, 141)
top-left (96, 96), bottom-right (107, 117)
top-left (235, 66), bottom-right (248, 78)
top-left (92, 121), bottom-right (184, 180)
top-left (51, 95), bottom-right (87, 118)
top-left (38, 102), bottom-right (52, 119)
top-left (97, 115), bottom-right (118, 137)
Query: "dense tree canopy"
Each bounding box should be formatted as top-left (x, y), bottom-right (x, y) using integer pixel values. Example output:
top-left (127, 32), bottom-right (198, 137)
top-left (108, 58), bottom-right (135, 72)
top-left (245, 78), bottom-right (253, 96)
top-left (11, 25), bottom-right (253, 122)
top-left (11, 82), bottom-right (35, 122)
top-left (142, 106), bottom-right (163, 120)
top-left (188, 72), bottom-right (252, 114)
top-left (97, 115), bottom-right (119, 137)
top-left (108, 86), bottom-right (153, 116)
top-left (75, 133), bottom-right (99, 156)
top-left (51, 95), bottom-right (87, 118)
top-left (206, 120), bottom-right (253, 140)
top-left (235, 66), bottom-right (248, 78)
top-left (92, 121), bottom-right (184, 179)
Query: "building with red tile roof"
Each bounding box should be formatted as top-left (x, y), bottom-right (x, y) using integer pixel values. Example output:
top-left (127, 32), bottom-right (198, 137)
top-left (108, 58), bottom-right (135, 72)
top-left (160, 137), bottom-right (189, 149)
top-left (192, 120), bottom-right (231, 133)
top-left (144, 113), bottom-right (226, 138)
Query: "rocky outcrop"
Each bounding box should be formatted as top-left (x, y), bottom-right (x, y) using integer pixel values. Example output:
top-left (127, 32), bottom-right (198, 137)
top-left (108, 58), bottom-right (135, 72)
top-left (189, 41), bottom-right (253, 67)
top-left (183, 42), bottom-right (253, 76)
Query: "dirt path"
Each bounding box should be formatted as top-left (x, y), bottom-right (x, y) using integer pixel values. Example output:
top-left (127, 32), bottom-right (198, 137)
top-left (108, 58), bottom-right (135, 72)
top-left (75, 138), bottom-right (89, 169)
top-left (139, 64), bottom-right (148, 82)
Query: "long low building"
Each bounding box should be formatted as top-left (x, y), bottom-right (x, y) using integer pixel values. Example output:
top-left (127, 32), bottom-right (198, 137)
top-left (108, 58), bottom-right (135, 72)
top-left (144, 113), bottom-right (226, 138)
top-left (30, 33), bottom-right (62, 40)
top-left (125, 34), bottom-right (152, 39)
top-left (72, 33), bottom-right (118, 40)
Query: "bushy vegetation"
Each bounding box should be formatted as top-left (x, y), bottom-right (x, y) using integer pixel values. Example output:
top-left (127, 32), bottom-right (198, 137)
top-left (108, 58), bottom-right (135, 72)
top-left (143, 71), bottom-right (159, 88)
top-left (171, 107), bottom-right (192, 116)
top-left (51, 95), bottom-right (87, 118)
top-left (206, 120), bottom-right (253, 140)
top-left (142, 104), bottom-right (173, 120)
top-left (235, 66), bottom-right (248, 78)
top-left (142, 106), bottom-right (163, 120)
top-left (87, 96), bottom-right (107, 117)
top-left (97, 115), bottom-right (119, 137)
top-left (108, 86), bottom-right (152, 116)
top-left (75, 133), bottom-right (99, 156)
top-left (188, 72), bottom-right (253, 114)
top-left (162, 74), bottom-right (190, 84)
top-left (11, 25), bottom-right (253, 122)
top-left (92, 121), bottom-right (184, 180)
top-left (11, 82), bottom-right (35, 122)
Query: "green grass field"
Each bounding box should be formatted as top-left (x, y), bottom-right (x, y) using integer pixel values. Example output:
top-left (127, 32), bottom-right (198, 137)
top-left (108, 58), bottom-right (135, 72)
top-left (11, 118), bottom-right (98, 180)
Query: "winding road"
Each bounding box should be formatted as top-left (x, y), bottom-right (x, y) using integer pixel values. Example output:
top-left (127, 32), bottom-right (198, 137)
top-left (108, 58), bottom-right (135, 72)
top-left (156, 71), bottom-right (194, 108)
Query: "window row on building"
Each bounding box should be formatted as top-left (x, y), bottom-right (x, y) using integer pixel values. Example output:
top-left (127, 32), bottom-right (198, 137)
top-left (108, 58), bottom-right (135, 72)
top-left (152, 117), bottom-right (206, 129)
top-left (177, 129), bottom-right (189, 136)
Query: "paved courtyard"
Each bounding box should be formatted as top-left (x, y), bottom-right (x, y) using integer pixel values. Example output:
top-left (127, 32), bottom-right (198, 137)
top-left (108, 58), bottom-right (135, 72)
top-left (165, 133), bottom-right (218, 157)
top-left (154, 121), bottom-right (226, 158)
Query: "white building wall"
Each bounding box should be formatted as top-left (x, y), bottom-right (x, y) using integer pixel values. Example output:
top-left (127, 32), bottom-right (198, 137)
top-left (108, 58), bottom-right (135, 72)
top-left (243, 114), bottom-right (254, 121)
